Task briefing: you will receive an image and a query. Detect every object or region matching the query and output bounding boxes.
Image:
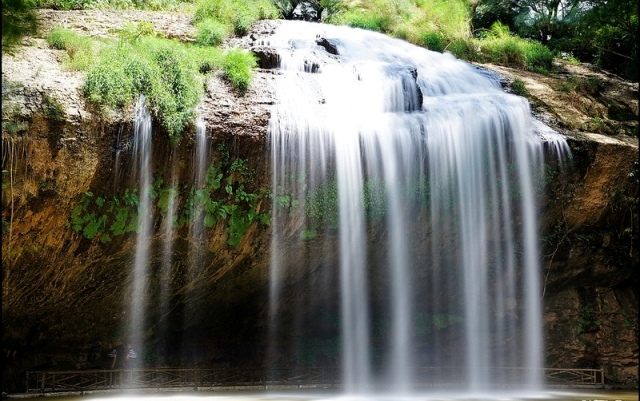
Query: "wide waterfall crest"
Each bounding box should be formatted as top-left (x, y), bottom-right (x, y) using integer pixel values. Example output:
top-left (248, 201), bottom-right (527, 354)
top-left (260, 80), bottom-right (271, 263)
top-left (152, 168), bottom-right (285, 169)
top-left (267, 20), bottom-right (569, 396)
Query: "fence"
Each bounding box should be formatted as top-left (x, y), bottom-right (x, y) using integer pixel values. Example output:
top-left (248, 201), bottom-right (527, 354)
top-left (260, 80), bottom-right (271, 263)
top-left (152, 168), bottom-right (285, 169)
top-left (25, 367), bottom-right (604, 394)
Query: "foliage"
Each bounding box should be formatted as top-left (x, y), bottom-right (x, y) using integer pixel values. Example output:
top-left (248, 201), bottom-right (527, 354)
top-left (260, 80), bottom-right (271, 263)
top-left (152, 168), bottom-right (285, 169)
top-left (221, 49), bottom-right (257, 95)
top-left (302, 175), bottom-right (427, 236)
top-left (576, 305), bottom-right (601, 338)
top-left (83, 35), bottom-right (202, 141)
top-left (46, 28), bottom-right (97, 70)
top-left (69, 157), bottom-right (270, 247)
top-left (446, 37), bottom-right (480, 61)
top-left (2, 0), bottom-right (38, 53)
top-left (76, 23), bottom-right (256, 141)
top-left (195, 18), bottom-right (230, 46)
top-left (476, 22), bottom-right (553, 72)
top-left (418, 31), bottom-right (447, 52)
top-left (414, 312), bottom-right (463, 335)
top-left (328, 8), bottom-right (393, 32)
top-left (510, 78), bottom-right (529, 97)
top-left (471, 0), bottom-right (638, 80)
top-left (33, 0), bottom-right (193, 11)
top-left (193, 0), bottom-right (280, 36)
top-left (69, 190), bottom-right (139, 243)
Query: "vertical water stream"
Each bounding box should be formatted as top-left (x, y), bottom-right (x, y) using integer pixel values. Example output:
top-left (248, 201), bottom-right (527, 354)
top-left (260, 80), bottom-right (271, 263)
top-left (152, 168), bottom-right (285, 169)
top-left (129, 95), bottom-right (153, 354)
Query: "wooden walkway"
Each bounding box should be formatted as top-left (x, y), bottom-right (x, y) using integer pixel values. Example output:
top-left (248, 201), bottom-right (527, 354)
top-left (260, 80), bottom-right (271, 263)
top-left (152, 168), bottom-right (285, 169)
top-left (24, 367), bottom-right (604, 394)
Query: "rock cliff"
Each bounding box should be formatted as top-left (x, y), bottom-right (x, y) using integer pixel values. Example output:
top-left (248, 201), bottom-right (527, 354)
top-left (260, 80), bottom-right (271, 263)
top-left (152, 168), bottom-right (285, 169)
top-left (2, 10), bottom-right (637, 390)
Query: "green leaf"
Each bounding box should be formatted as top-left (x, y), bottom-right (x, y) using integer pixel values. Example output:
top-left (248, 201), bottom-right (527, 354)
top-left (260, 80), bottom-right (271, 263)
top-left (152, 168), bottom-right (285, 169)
top-left (204, 213), bottom-right (217, 228)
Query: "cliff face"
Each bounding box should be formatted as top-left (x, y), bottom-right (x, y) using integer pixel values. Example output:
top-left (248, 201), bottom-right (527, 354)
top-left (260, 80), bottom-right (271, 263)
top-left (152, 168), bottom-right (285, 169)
top-left (2, 10), bottom-right (638, 390)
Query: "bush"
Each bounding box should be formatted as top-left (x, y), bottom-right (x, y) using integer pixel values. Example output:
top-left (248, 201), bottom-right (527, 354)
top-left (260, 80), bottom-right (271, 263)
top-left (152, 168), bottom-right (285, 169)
top-left (329, 9), bottom-right (393, 32)
top-left (447, 38), bottom-right (480, 61)
top-left (221, 49), bottom-right (257, 94)
top-left (511, 78), bottom-right (529, 97)
top-left (419, 30), bottom-right (447, 52)
top-left (477, 22), bottom-right (553, 73)
top-left (195, 18), bottom-right (229, 46)
top-left (193, 0), bottom-right (279, 35)
top-left (83, 37), bottom-right (203, 142)
top-left (522, 39), bottom-right (554, 72)
top-left (46, 28), bottom-right (96, 70)
top-left (2, 0), bottom-right (38, 52)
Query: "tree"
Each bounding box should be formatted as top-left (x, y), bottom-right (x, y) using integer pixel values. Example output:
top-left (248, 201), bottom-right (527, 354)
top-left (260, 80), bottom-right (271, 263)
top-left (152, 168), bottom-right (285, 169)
top-left (471, 0), bottom-right (519, 35)
top-left (574, 0), bottom-right (638, 80)
top-left (2, 0), bottom-right (39, 52)
top-left (471, 0), bottom-right (638, 80)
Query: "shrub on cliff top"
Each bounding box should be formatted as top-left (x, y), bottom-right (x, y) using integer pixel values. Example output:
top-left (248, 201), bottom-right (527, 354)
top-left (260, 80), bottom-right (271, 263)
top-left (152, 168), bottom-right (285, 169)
top-left (46, 28), bottom-right (98, 70)
top-left (221, 49), bottom-right (257, 95)
top-left (79, 25), bottom-right (258, 142)
top-left (476, 22), bottom-right (554, 73)
top-left (193, 0), bottom-right (280, 36)
top-left (83, 36), bottom-right (203, 141)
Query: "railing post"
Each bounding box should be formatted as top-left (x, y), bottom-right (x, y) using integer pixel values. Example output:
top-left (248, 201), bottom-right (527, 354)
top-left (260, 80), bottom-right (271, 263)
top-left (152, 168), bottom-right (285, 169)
top-left (599, 368), bottom-right (605, 387)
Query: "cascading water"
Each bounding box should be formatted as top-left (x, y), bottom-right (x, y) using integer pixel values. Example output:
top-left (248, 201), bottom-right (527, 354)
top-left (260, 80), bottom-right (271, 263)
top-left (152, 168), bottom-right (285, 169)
top-left (129, 95), bottom-right (153, 354)
top-left (182, 114), bottom-right (210, 365)
top-left (267, 20), bottom-right (570, 396)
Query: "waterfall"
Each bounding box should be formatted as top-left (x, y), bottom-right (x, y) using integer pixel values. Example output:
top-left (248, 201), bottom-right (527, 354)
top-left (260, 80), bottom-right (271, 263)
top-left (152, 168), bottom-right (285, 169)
top-left (129, 95), bottom-right (153, 354)
top-left (267, 20), bottom-right (569, 393)
top-left (159, 145), bottom-right (178, 363)
top-left (182, 114), bottom-right (210, 365)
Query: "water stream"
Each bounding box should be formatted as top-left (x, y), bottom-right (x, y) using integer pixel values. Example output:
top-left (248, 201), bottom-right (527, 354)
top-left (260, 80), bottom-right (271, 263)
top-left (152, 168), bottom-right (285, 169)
top-left (267, 20), bottom-right (570, 396)
top-left (129, 95), bottom-right (153, 355)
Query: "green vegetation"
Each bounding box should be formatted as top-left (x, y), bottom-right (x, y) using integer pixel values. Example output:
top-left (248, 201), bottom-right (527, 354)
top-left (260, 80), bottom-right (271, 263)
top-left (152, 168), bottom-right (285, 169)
top-left (46, 23), bottom-right (258, 142)
top-left (4, 0), bottom-right (637, 80)
top-left (33, 0), bottom-right (193, 11)
top-left (69, 157), bottom-right (270, 247)
top-left (1, 0), bottom-right (38, 52)
top-left (475, 22), bottom-right (554, 72)
top-left (576, 305), bottom-right (601, 339)
top-left (83, 34), bottom-right (204, 140)
top-left (297, 176), bottom-right (428, 240)
top-left (193, 0), bottom-right (280, 36)
top-left (220, 49), bottom-right (258, 94)
top-left (471, 0), bottom-right (638, 80)
top-left (69, 189), bottom-right (139, 243)
top-left (46, 28), bottom-right (101, 71)
top-left (195, 19), bottom-right (230, 46)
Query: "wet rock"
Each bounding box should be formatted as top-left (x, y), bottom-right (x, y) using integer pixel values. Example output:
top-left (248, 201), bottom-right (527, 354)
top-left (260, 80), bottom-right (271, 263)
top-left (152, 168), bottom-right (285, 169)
top-left (292, 2), bottom-right (318, 21)
top-left (316, 37), bottom-right (340, 55)
top-left (252, 46), bottom-right (280, 69)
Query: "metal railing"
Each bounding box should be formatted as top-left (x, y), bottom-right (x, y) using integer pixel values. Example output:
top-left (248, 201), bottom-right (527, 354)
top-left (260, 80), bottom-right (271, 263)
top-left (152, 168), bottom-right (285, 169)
top-left (544, 367), bottom-right (604, 386)
top-left (25, 367), bottom-right (603, 394)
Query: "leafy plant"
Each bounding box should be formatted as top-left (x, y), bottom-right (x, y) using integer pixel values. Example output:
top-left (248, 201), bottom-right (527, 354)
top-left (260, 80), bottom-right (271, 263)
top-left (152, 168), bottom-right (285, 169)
top-left (193, 0), bottom-right (279, 35)
top-left (2, 0), bottom-right (38, 52)
top-left (511, 78), bottom-right (529, 97)
top-left (195, 18), bottom-right (229, 46)
top-left (46, 28), bottom-right (97, 70)
top-left (83, 35), bottom-right (202, 142)
top-left (221, 49), bottom-right (257, 94)
top-left (329, 8), bottom-right (393, 32)
top-left (476, 22), bottom-right (553, 72)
